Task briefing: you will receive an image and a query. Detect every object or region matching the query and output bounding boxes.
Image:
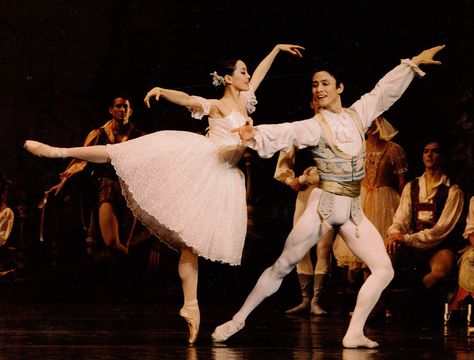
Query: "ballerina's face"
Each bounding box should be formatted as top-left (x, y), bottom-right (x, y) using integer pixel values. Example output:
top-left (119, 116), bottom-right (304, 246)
top-left (228, 60), bottom-right (251, 91)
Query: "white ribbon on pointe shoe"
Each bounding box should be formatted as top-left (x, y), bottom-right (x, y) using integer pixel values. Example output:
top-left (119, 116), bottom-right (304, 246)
top-left (24, 140), bottom-right (67, 158)
top-left (211, 319), bottom-right (245, 342)
top-left (342, 335), bottom-right (379, 348)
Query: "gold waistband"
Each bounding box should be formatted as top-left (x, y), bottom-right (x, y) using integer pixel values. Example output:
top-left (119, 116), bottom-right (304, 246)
top-left (318, 180), bottom-right (361, 198)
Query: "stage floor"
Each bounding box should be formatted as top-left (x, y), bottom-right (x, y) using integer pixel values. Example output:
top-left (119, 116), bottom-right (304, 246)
top-left (0, 300), bottom-right (471, 359)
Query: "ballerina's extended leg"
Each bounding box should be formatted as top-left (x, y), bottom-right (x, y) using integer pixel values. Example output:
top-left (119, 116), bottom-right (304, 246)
top-left (24, 140), bottom-right (110, 163)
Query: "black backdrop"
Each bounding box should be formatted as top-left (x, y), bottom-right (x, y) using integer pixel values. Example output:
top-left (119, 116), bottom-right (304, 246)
top-left (1, 0), bottom-right (473, 301)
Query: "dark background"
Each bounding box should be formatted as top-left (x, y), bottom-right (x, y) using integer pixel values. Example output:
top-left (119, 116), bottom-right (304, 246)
top-left (1, 0), bottom-right (474, 303)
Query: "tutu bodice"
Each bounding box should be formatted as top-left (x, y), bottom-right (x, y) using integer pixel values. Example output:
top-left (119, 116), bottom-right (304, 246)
top-left (206, 111), bottom-right (248, 167)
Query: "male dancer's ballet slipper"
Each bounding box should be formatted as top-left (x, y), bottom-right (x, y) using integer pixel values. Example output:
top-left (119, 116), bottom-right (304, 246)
top-left (342, 335), bottom-right (379, 348)
top-left (211, 319), bottom-right (245, 342)
top-left (179, 304), bottom-right (200, 344)
top-left (23, 140), bottom-right (66, 158)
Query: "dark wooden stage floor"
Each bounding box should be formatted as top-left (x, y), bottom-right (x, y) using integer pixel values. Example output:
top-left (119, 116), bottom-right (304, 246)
top-left (0, 240), bottom-right (471, 359)
top-left (0, 299), bottom-right (471, 359)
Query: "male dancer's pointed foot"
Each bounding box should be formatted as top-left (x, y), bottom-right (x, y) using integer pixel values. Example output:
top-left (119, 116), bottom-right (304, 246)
top-left (342, 335), bottom-right (379, 348)
top-left (179, 303), bottom-right (200, 344)
top-left (24, 140), bottom-right (66, 158)
top-left (211, 319), bottom-right (245, 342)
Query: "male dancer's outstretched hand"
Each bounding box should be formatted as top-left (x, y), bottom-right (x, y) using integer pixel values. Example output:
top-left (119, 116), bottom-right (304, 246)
top-left (232, 120), bottom-right (256, 142)
top-left (411, 45), bottom-right (445, 66)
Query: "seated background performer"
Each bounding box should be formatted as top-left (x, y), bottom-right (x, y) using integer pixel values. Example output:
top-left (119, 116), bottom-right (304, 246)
top-left (46, 96), bottom-right (145, 255)
top-left (450, 196), bottom-right (474, 314)
top-left (386, 137), bottom-right (464, 314)
top-left (212, 45), bottom-right (445, 348)
top-left (274, 97), bottom-right (335, 316)
top-left (0, 173), bottom-right (14, 249)
top-left (0, 173), bottom-right (15, 277)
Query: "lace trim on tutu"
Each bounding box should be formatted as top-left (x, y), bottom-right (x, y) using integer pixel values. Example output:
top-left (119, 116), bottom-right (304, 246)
top-left (113, 175), bottom-right (240, 266)
top-left (188, 96), bottom-right (211, 120)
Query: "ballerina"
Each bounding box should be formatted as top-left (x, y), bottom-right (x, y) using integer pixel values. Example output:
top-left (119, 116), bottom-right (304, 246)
top-left (24, 43), bottom-right (304, 344)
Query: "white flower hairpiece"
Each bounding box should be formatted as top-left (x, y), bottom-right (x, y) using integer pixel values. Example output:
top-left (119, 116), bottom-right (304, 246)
top-left (210, 71), bottom-right (225, 87)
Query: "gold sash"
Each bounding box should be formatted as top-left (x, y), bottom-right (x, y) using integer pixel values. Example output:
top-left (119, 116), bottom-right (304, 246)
top-left (318, 179), bottom-right (361, 198)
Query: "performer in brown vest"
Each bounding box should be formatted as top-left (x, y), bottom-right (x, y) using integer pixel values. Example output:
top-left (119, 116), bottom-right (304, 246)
top-left (46, 96), bottom-right (145, 255)
top-left (386, 138), bottom-right (464, 295)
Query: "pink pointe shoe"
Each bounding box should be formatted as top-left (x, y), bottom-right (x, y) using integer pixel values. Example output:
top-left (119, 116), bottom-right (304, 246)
top-left (179, 303), bottom-right (200, 344)
top-left (24, 140), bottom-right (66, 158)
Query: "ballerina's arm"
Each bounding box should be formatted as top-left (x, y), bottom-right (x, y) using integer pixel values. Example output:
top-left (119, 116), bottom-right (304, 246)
top-left (144, 87), bottom-right (215, 111)
top-left (249, 44), bottom-right (304, 92)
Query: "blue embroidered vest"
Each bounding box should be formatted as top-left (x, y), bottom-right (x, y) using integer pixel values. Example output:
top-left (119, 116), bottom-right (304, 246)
top-left (310, 109), bottom-right (366, 183)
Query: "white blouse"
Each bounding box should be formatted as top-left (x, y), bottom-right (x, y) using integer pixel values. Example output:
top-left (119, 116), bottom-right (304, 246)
top-left (463, 196), bottom-right (474, 239)
top-left (248, 59), bottom-right (424, 158)
top-left (387, 173), bottom-right (464, 249)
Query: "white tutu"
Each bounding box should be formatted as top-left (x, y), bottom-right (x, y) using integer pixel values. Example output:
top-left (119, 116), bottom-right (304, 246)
top-left (107, 111), bottom-right (248, 265)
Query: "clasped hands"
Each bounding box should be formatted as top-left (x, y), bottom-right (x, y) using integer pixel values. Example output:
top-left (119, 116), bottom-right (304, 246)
top-left (232, 120), bottom-right (256, 143)
top-left (385, 233), bottom-right (406, 255)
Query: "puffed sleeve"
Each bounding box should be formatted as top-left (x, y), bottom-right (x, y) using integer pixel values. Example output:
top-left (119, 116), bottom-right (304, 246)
top-left (389, 142), bottom-right (408, 175)
top-left (463, 196), bottom-right (474, 239)
top-left (274, 147), bottom-right (296, 185)
top-left (240, 87), bottom-right (258, 114)
top-left (387, 181), bottom-right (413, 236)
top-left (187, 96), bottom-right (211, 120)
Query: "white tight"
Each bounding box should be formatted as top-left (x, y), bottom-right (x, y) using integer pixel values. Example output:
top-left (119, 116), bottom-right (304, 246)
top-left (293, 186), bottom-right (334, 275)
top-left (178, 248), bottom-right (199, 305)
top-left (232, 188), bottom-right (394, 340)
top-left (63, 145), bottom-right (111, 163)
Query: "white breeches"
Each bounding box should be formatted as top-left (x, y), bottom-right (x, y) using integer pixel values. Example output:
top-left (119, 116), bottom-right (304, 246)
top-left (233, 188), bottom-right (394, 329)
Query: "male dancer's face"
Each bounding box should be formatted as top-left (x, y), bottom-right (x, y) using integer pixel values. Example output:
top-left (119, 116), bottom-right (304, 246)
top-left (422, 142), bottom-right (442, 171)
top-left (312, 71), bottom-right (344, 112)
top-left (109, 97), bottom-right (132, 126)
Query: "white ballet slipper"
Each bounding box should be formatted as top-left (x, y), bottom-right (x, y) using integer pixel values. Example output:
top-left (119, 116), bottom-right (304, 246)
top-left (342, 335), bottom-right (379, 348)
top-left (211, 319), bottom-right (245, 342)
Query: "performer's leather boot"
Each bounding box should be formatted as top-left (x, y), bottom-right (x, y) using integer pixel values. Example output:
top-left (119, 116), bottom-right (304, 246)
top-left (286, 274), bottom-right (313, 314)
top-left (311, 274), bottom-right (328, 315)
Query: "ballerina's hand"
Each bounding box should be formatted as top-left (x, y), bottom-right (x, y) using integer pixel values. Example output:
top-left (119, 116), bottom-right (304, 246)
top-left (278, 44), bottom-right (305, 58)
top-left (411, 44), bottom-right (445, 66)
top-left (232, 120), bottom-right (256, 142)
top-left (144, 87), bottom-right (161, 108)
